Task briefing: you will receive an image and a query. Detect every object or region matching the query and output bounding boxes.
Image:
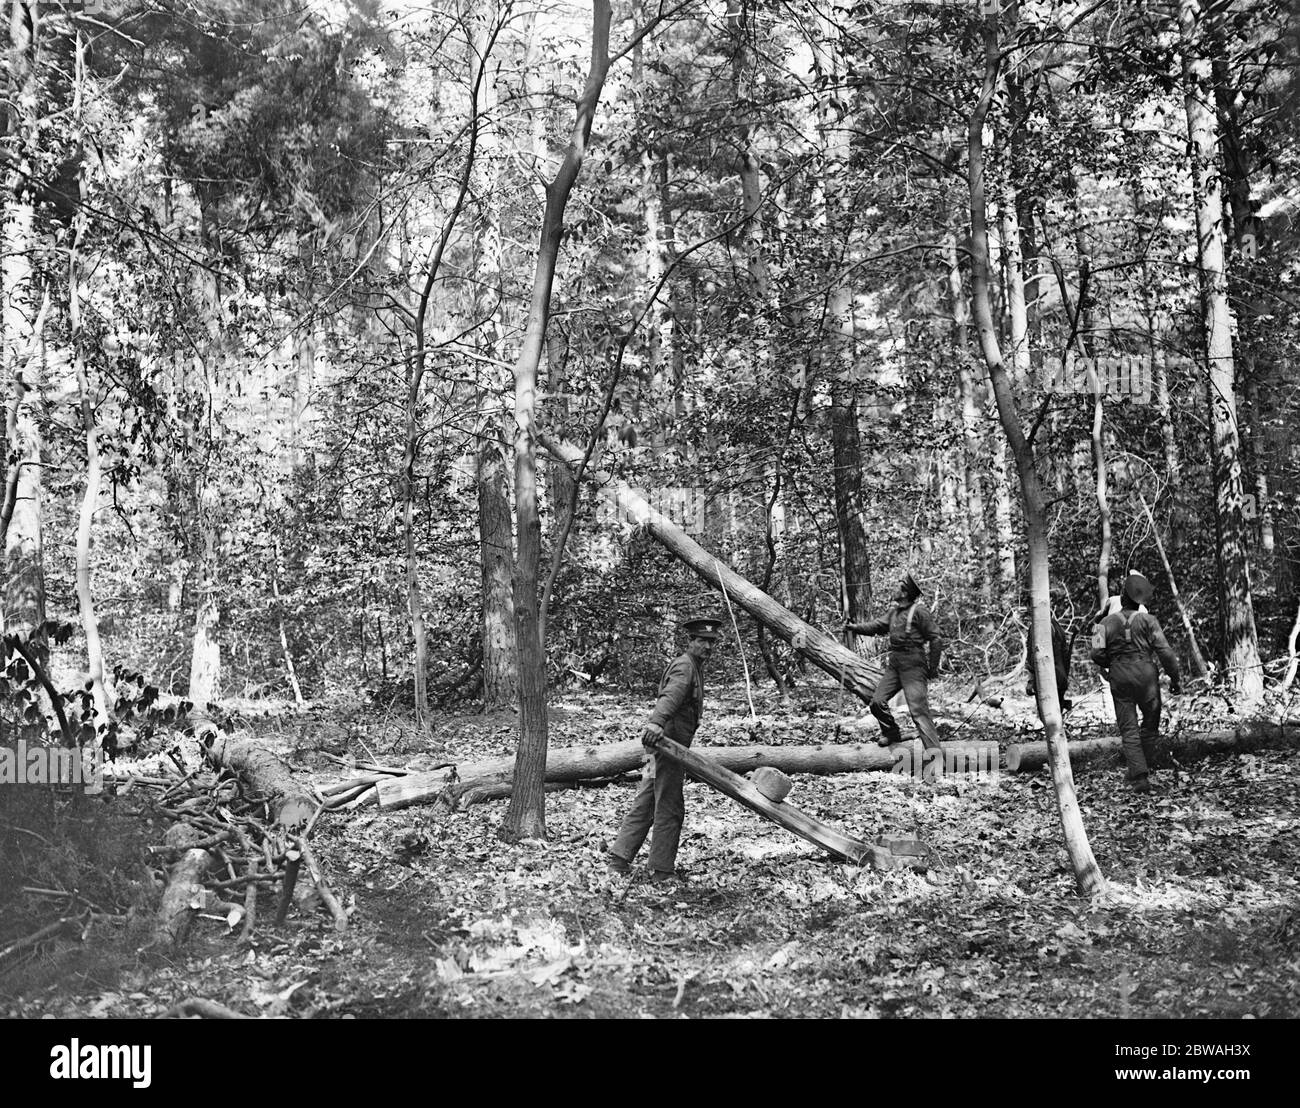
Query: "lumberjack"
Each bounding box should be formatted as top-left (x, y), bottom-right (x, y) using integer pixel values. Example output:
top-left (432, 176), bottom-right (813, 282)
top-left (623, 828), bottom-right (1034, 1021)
top-left (606, 615), bottom-right (722, 884)
top-left (844, 573), bottom-right (944, 752)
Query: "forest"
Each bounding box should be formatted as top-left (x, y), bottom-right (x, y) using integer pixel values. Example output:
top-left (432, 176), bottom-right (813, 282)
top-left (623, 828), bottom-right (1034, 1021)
top-left (0, 0), bottom-right (1297, 1031)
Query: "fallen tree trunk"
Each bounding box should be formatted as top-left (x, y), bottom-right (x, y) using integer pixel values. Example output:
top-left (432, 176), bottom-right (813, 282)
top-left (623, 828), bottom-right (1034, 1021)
top-left (1008, 720), bottom-right (1300, 773)
top-left (375, 739), bottom-right (904, 810)
top-left (539, 432), bottom-right (883, 703)
top-left (154, 823), bottom-right (216, 946)
top-left (375, 721), bottom-right (1300, 810)
top-left (195, 719), bottom-right (315, 829)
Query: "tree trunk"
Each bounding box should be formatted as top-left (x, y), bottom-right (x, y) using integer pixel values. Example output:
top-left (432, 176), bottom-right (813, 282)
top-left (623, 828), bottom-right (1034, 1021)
top-left (727, 0), bottom-right (769, 305)
top-left (1000, 192), bottom-right (1031, 389)
top-left (379, 738), bottom-right (932, 810)
top-left (968, 11), bottom-right (1105, 896)
top-left (401, 335), bottom-right (431, 724)
top-left (541, 432), bottom-right (886, 701)
top-left (989, 440), bottom-right (1016, 599)
top-left (270, 540), bottom-right (304, 709)
top-left (993, 189), bottom-right (1025, 597)
top-left (502, 0), bottom-right (614, 843)
top-left (829, 371), bottom-right (872, 628)
top-left (470, 5), bottom-right (518, 711)
top-left (477, 443), bottom-right (517, 707)
top-left (373, 724), bottom-right (1300, 812)
top-left (1211, 31), bottom-right (1275, 559)
top-left (1179, 0), bottom-right (1264, 701)
top-left (948, 232), bottom-right (991, 602)
top-left (2, 0), bottom-right (45, 661)
top-left (1086, 355), bottom-right (1112, 615)
top-left (815, 22), bottom-right (872, 630)
top-left (1283, 601), bottom-right (1299, 690)
top-left (630, 3), bottom-right (674, 404)
top-left (69, 34), bottom-right (113, 732)
top-left (196, 719), bottom-right (315, 829)
top-left (188, 489), bottom-right (221, 708)
top-left (154, 824), bottom-right (216, 947)
top-left (1007, 721), bottom-right (1299, 774)
top-left (400, 13), bottom-right (491, 726)
top-left (1135, 218), bottom-right (1182, 486)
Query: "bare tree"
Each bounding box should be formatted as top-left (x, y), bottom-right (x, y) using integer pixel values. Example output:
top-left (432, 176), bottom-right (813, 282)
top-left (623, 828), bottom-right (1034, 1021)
top-left (1178, 0), bottom-right (1263, 701)
top-left (503, 0), bottom-right (615, 841)
top-left (968, 9), bottom-right (1104, 897)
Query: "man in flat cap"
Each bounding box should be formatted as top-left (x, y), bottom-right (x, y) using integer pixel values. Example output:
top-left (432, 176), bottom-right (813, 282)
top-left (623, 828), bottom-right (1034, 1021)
top-left (844, 573), bottom-right (944, 752)
top-left (1090, 571), bottom-right (1182, 793)
top-left (607, 615), bottom-right (721, 883)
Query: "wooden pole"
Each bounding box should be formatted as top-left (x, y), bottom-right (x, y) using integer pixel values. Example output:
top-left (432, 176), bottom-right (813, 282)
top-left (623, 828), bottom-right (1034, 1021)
top-left (648, 735), bottom-right (896, 869)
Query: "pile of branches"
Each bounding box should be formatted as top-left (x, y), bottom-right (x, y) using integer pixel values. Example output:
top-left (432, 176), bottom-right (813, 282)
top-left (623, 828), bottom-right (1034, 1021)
top-left (138, 751), bottom-right (347, 946)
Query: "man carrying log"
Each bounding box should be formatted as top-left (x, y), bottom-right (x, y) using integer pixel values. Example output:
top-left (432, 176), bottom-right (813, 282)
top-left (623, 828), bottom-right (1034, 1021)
top-left (1090, 571), bottom-right (1182, 794)
top-left (844, 574), bottom-right (943, 752)
top-left (606, 615), bottom-right (722, 883)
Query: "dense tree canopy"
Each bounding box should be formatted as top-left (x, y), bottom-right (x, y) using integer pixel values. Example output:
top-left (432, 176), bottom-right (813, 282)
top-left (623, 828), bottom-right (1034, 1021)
top-left (1, 0), bottom-right (1298, 838)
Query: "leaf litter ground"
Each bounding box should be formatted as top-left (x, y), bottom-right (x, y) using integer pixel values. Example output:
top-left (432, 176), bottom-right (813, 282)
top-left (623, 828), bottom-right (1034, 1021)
top-left (2, 678), bottom-right (1297, 1019)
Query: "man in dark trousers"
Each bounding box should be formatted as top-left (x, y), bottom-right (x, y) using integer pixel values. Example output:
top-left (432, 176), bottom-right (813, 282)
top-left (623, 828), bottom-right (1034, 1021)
top-left (845, 573), bottom-right (944, 751)
top-left (607, 615), bottom-right (721, 883)
top-left (1090, 571), bottom-right (1182, 793)
top-left (1027, 611), bottom-right (1073, 713)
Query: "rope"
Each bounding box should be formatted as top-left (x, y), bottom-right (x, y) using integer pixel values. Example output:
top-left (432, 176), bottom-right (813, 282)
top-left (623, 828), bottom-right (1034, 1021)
top-left (714, 558), bottom-right (757, 720)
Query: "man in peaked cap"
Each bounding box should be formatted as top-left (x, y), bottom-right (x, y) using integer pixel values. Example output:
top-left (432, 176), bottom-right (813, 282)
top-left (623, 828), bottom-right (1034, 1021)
top-left (607, 614), bottom-right (721, 883)
top-left (1090, 571), bottom-right (1182, 793)
top-left (845, 573), bottom-right (944, 753)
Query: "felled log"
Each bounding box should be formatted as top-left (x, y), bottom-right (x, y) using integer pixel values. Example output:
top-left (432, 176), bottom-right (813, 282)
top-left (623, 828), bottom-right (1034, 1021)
top-left (154, 823), bottom-right (216, 946)
top-left (1007, 720), bottom-right (1300, 773)
top-left (194, 719), bottom-right (314, 830)
top-left (375, 739), bottom-right (904, 810)
top-left (649, 735), bottom-right (896, 868)
top-left (375, 720), bottom-right (1300, 811)
top-left (539, 433), bottom-right (884, 704)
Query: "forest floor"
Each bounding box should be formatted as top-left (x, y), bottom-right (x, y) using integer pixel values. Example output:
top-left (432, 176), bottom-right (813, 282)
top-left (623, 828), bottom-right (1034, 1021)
top-left (2, 676), bottom-right (1298, 1020)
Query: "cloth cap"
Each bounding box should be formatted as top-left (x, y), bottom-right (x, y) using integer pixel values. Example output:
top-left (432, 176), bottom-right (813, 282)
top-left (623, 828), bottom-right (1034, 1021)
top-left (899, 573), bottom-right (922, 602)
top-left (680, 616), bottom-right (723, 641)
top-left (1122, 572), bottom-right (1153, 605)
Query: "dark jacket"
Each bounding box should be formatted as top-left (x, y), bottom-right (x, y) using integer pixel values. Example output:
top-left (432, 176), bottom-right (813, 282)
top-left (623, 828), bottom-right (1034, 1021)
top-left (855, 602), bottom-right (944, 666)
top-left (647, 653), bottom-right (704, 743)
top-left (1090, 609), bottom-right (1179, 681)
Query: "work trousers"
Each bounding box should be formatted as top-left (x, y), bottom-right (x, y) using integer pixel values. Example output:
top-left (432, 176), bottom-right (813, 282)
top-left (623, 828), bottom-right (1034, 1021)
top-left (870, 653), bottom-right (942, 751)
top-left (1108, 658), bottom-right (1162, 781)
top-left (610, 734), bottom-right (692, 874)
